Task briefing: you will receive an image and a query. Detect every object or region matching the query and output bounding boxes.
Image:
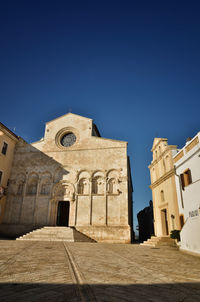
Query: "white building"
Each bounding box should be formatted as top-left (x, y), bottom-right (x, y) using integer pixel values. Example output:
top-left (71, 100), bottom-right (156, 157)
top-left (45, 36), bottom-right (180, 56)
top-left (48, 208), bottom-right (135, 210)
top-left (173, 132), bottom-right (200, 256)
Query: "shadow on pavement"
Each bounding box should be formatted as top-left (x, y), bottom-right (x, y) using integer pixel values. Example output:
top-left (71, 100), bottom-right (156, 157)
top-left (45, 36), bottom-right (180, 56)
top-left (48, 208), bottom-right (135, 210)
top-left (0, 282), bottom-right (200, 302)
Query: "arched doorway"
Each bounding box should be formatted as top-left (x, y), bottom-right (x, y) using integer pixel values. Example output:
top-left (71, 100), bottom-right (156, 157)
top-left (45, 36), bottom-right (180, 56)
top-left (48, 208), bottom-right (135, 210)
top-left (56, 201), bottom-right (70, 226)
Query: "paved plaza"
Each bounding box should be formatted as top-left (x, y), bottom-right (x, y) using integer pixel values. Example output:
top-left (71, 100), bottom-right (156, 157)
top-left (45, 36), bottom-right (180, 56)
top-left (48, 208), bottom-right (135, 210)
top-left (0, 240), bottom-right (200, 301)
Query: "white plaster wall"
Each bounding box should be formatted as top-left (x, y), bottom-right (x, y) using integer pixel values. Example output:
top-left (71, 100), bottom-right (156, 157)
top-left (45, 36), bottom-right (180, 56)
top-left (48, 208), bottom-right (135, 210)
top-left (174, 133), bottom-right (200, 255)
top-left (180, 216), bottom-right (200, 254)
top-left (175, 139), bottom-right (200, 219)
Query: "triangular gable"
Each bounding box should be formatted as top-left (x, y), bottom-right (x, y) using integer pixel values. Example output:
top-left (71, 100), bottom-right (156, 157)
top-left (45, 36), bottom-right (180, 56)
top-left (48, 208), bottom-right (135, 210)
top-left (46, 112), bottom-right (92, 125)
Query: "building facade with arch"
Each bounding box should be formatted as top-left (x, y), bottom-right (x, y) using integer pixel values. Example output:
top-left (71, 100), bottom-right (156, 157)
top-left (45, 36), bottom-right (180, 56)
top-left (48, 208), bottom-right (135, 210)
top-left (149, 138), bottom-right (181, 237)
top-left (0, 113), bottom-right (133, 243)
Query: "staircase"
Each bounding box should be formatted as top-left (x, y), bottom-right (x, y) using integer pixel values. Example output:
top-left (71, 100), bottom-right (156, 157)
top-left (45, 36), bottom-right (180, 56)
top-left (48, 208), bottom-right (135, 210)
top-left (140, 236), bottom-right (176, 248)
top-left (16, 227), bottom-right (96, 242)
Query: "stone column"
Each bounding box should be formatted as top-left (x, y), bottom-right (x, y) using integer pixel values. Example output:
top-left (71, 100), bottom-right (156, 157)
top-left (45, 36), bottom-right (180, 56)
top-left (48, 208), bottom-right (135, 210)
top-left (74, 186), bottom-right (78, 226)
top-left (33, 177), bottom-right (41, 225)
top-left (53, 201), bottom-right (58, 225)
top-left (18, 181), bottom-right (26, 223)
top-left (89, 178), bottom-right (93, 225)
top-left (19, 179), bottom-right (28, 224)
top-left (104, 177), bottom-right (108, 225)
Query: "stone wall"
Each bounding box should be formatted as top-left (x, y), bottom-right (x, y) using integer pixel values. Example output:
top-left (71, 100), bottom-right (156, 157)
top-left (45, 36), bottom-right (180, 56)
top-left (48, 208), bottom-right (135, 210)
top-left (0, 113), bottom-right (133, 243)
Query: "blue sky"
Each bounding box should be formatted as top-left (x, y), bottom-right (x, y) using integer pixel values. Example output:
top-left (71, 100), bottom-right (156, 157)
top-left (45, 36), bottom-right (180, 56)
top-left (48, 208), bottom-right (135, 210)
top-left (1, 1), bottom-right (200, 231)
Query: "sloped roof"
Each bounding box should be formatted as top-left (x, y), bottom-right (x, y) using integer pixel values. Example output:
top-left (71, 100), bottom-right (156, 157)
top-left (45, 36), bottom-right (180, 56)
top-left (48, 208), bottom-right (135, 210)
top-left (46, 112), bottom-right (92, 124)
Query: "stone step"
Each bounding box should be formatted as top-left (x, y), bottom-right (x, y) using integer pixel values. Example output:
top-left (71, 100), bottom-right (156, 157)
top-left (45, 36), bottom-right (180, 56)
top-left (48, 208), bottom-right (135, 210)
top-left (17, 227), bottom-right (96, 242)
top-left (140, 243), bottom-right (156, 247)
top-left (21, 235), bottom-right (74, 239)
top-left (19, 238), bottom-right (75, 242)
top-left (141, 236), bottom-right (176, 248)
top-left (146, 237), bottom-right (173, 243)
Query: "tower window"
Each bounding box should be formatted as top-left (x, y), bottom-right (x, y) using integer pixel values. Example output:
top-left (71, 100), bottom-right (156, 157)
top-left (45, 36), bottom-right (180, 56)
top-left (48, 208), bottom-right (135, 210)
top-left (2, 142), bottom-right (8, 155)
top-left (160, 190), bottom-right (165, 202)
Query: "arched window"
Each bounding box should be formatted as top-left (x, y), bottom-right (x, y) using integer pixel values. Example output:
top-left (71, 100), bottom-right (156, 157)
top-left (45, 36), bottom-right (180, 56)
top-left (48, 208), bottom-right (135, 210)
top-left (16, 173), bottom-right (26, 196)
top-left (152, 168), bottom-right (156, 182)
top-left (40, 172), bottom-right (52, 195)
top-left (40, 182), bottom-right (51, 195)
top-left (160, 190), bottom-right (165, 202)
top-left (92, 176), bottom-right (104, 194)
top-left (78, 178), bottom-right (89, 194)
top-left (163, 159), bottom-right (166, 172)
top-left (27, 174), bottom-right (38, 195)
top-left (107, 178), bottom-right (117, 194)
top-left (27, 180), bottom-right (37, 195)
top-left (17, 183), bottom-right (24, 195)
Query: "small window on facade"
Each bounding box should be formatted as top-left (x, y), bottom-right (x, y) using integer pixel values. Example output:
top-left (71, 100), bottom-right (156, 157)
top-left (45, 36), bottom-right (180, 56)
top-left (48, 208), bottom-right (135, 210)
top-left (180, 169), bottom-right (192, 190)
top-left (160, 190), bottom-right (165, 202)
top-left (163, 159), bottom-right (166, 172)
top-left (165, 155), bottom-right (169, 170)
top-left (152, 168), bottom-right (156, 182)
top-left (2, 142), bottom-right (8, 155)
top-left (0, 171), bottom-right (3, 184)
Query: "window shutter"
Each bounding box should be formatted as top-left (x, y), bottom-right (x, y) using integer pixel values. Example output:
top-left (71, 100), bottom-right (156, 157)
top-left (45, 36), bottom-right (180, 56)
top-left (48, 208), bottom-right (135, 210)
top-left (188, 169), bottom-right (192, 184)
top-left (180, 174), bottom-right (185, 190)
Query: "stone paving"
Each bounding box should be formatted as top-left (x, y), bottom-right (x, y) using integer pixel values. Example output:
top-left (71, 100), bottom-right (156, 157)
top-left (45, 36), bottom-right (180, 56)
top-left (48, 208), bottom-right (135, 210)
top-left (0, 240), bottom-right (200, 301)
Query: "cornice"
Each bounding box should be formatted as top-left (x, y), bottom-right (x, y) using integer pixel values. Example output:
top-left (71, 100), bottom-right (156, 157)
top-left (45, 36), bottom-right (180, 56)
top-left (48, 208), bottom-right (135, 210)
top-left (149, 168), bottom-right (175, 189)
top-left (0, 123), bottom-right (19, 142)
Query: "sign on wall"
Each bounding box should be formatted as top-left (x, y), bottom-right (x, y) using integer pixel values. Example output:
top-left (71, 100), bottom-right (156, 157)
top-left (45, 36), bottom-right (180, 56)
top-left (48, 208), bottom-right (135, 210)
top-left (189, 208), bottom-right (200, 218)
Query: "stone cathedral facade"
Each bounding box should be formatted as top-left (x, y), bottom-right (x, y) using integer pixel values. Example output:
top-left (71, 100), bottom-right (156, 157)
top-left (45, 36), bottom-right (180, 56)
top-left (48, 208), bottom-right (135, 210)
top-left (0, 113), bottom-right (133, 243)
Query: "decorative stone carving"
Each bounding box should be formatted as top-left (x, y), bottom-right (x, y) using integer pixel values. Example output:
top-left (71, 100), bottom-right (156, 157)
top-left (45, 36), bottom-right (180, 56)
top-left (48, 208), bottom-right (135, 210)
top-left (52, 181), bottom-right (75, 202)
top-left (64, 183), bottom-right (75, 201)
